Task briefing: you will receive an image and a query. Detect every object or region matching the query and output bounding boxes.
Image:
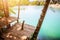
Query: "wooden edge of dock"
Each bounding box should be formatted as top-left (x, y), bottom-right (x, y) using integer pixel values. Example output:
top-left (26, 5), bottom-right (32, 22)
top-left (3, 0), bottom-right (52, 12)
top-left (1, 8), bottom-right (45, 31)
top-left (2, 23), bottom-right (36, 40)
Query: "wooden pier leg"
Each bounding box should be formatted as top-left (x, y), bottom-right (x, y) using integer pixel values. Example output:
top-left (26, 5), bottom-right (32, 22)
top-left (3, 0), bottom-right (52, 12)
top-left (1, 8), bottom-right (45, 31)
top-left (5, 18), bottom-right (11, 29)
top-left (0, 29), bottom-right (4, 40)
top-left (21, 21), bottom-right (25, 30)
top-left (7, 24), bottom-right (11, 29)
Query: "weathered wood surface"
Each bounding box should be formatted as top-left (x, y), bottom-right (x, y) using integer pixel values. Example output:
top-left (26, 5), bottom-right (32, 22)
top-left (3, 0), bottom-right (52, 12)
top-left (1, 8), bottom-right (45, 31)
top-left (2, 23), bottom-right (35, 40)
top-left (0, 17), bottom-right (18, 28)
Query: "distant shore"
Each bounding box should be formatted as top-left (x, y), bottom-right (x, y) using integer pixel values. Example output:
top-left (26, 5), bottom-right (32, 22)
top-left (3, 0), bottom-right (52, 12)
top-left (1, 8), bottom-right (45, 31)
top-left (49, 4), bottom-right (60, 9)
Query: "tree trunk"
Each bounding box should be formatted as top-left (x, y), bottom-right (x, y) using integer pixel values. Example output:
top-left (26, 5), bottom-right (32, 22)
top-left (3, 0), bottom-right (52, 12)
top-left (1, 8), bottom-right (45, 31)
top-left (3, 0), bottom-right (9, 17)
top-left (17, 0), bottom-right (20, 23)
top-left (3, 0), bottom-right (10, 29)
top-left (30, 0), bottom-right (50, 40)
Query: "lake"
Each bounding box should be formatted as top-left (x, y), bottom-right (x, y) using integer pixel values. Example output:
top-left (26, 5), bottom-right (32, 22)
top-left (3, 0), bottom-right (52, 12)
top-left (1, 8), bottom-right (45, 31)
top-left (10, 6), bottom-right (60, 40)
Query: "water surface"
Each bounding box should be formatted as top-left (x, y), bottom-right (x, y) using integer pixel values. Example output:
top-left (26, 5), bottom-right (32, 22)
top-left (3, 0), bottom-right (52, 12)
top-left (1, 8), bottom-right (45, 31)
top-left (10, 6), bottom-right (60, 40)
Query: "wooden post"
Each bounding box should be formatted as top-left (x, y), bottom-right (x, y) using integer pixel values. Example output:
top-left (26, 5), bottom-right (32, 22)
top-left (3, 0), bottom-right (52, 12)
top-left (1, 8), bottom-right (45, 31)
top-left (21, 21), bottom-right (25, 30)
top-left (3, 0), bottom-right (10, 29)
top-left (30, 0), bottom-right (50, 40)
top-left (17, 0), bottom-right (20, 23)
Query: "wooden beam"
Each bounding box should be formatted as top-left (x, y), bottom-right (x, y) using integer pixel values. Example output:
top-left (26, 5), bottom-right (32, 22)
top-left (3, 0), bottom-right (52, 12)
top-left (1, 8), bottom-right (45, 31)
top-left (17, 0), bottom-right (20, 23)
top-left (21, 21), bottom-right (25, 30)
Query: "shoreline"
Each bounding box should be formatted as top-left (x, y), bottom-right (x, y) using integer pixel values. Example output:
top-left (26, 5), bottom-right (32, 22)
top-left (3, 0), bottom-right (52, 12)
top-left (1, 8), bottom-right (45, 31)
top-left (49, 4), bottom-right (60, 9)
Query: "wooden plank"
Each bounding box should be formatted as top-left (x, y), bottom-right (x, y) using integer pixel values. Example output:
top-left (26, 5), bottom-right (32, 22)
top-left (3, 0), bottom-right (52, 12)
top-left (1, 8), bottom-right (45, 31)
top-left (11, 23), bottom-right (35, 37)
top-left (2, 23), bottom-right (35, 40)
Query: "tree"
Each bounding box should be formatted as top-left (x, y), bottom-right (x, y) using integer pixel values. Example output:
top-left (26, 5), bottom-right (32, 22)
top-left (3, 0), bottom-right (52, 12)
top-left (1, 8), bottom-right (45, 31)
top-left (0, 0), bottom-right (16, 18)
top-left (30, 0), bottom-right (50, 40)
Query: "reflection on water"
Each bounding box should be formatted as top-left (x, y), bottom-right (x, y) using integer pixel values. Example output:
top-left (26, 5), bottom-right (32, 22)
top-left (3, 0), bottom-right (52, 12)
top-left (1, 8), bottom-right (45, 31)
top-left (10, 6), bottom-right (60, 40)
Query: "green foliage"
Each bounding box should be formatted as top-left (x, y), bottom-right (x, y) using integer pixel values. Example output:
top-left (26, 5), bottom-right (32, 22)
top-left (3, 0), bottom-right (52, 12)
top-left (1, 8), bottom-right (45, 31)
top-left (40, 1), bottom-right (45, 5)
top-left (0, 8), bottom-right (16, 18)
top-left (29, 1), bottom-right (45, 6)
top-left (0, 0), bottom-right (16, 18)
top-left (9, 8), bottom-right (16, 14)
top-left (0, 11), bottom-right (4, 18)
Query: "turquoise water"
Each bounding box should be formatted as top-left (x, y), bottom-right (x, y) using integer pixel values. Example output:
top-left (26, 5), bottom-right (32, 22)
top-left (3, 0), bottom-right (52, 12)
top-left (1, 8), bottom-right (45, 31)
top-left (11, 6), bottom-right (60, 40)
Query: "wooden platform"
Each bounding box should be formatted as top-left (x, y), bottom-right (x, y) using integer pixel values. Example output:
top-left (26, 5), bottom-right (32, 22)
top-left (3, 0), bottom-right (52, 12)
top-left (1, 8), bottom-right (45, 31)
top-left (2, 23), bottom-right (35, 40)
top-left (0, 17), bottom-right (18, 28)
